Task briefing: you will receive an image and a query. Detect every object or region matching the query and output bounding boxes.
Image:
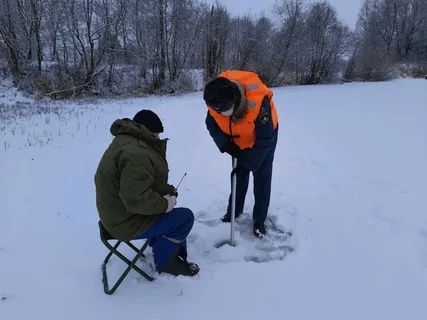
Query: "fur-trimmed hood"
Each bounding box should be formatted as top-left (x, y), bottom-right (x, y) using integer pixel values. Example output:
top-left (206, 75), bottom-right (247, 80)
top-left (230, 80), bottom-right (248, 122)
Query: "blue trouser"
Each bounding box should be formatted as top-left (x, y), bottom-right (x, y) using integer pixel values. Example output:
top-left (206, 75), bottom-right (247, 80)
top-left (226, 129), bottom-right (278, 223)
top-left (135, 207), bottom-right (194, 272)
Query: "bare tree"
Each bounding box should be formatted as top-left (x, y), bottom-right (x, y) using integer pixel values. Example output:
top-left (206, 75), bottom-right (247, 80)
top-left (0, 0), bottom-right (22, 75)
top-left (300, 1), bottom-right (348, 84)
top-left (44, 0), bottom-right (65, 64)
top-left (98, 0), bottom-right (129, 87)
top-left (0, 0), bottom-right (43, 75)
top-left (229, 15), bottom-right (257, 70)
top-left (348, 0), bottom-right (426, 81)
top-left (269, 0), bottom-right (304, 85)
top-left (395, 0), bottom-right (424, 59)
top-left (129, 0), bottom-right (167, 90)
top-left (204, 4), bottom-right (230, 81)
top-left (165, 0), bottom-right (202, 83)
top-left (128, 0), bottom-right (149, 79)
top-left (6, 0), bottom-right (424, 98)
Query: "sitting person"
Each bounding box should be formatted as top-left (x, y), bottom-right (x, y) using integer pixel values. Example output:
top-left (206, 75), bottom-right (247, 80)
top-left (94, 109), bottom-right (199, 277)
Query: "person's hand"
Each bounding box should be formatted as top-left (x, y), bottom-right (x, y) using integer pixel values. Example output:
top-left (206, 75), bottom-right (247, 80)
top-left (167, 184), bottom-right (178, 197)
top-left (231, 164), bottom-right (248, 177)
top-left (163, 195), bottom-right (177, 212)
top-left (221, 141), bottom-right (241, 158)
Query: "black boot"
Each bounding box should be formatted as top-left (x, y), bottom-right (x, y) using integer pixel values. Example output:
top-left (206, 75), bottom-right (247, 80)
top-left (221, 212), bottom-right (241, 223)
top-left (162, 248), bottom-right (200, 277)
top-left (253, 221), bottom-right (266, 238)
top-left (178, 245), bottom-right (187, 261)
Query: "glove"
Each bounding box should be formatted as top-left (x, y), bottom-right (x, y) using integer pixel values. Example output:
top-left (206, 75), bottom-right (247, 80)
top-left (221, 141), bottom-right (242, 158)
top-left (231, 164), bottom-right (249, 177)
top-left (163, 195), bottom-right (177, 213)
top-left (167, 184), bottom-right (177, 197)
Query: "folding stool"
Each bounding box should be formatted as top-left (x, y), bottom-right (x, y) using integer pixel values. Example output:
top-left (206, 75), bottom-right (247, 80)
top-left (98, 221), bottom-right (155, 295)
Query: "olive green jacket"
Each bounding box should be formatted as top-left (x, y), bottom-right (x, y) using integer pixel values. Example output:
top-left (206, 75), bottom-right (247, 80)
top-left (94, 118), bottom-right (175, 241)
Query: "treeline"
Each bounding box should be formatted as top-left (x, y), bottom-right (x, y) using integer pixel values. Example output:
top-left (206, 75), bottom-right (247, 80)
top-left (345, 0), bottom-right (427, 81)
top-left (0, 0), bottom-right (426, 99)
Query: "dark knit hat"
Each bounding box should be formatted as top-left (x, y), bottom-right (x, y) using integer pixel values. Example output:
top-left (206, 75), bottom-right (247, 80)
top-left (133, 109), bottom-right (164, 133)
top-left (203, 77), bottom-right (237, 111)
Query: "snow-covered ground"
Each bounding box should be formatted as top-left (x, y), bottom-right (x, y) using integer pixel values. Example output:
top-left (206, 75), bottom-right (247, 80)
top-left (1, 78), bottom-right (426, 320)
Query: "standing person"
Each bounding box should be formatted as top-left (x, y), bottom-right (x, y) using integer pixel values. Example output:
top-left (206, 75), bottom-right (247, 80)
top-left (203, 70), bottom-right (279, 238)
top-left (94, 109), bottom-right (199, 277)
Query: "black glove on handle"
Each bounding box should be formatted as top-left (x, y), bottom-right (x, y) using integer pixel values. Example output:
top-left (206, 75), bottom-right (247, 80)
top-left (221, 141), bottom-right (241, 158)
top-left (231, 164), bottom-right (248, 177)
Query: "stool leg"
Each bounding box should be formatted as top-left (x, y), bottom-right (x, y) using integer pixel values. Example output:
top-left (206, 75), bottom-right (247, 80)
top-left (102, 239), bottom-right (154, 295)
top-left (104, 240), bottom-right (121, 265)
top-left (126, 241), bottom-right (143, 254)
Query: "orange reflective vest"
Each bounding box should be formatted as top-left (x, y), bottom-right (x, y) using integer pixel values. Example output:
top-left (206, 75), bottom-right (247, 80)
top-left (207, 70), bottom-right (278, 149)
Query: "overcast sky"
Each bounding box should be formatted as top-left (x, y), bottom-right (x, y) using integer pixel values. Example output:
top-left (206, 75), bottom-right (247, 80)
top-left (203, 0), bottom-right (363, 29)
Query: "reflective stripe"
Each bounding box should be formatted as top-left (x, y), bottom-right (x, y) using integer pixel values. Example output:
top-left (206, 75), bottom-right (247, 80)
top-left (163, 235), bottom-right (184, 244)
top-left (248, 101), bottom-right (257, 109)
top-left (247, 83), bottom-right (259, 90)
